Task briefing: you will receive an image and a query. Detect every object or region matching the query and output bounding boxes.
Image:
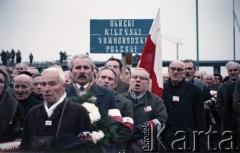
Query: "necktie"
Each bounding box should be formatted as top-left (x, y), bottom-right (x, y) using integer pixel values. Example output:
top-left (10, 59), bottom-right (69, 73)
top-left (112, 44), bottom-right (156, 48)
top-left (80, 86), bottom-right (85, 92)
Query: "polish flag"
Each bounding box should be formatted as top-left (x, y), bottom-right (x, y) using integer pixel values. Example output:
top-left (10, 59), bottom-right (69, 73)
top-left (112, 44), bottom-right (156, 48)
top-left (139, 9), bottom-right (163, 97)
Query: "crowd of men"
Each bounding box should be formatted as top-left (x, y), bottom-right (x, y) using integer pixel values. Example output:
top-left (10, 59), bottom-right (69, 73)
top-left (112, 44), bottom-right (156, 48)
top-left (0, 54), bottom-right (240, 153)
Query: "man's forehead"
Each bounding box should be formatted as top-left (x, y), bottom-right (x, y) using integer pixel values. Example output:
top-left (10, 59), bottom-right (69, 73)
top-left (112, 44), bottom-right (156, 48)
top-left (74, 63), bottom-right (92, 68)
top-left (228, 64), bottom-right (238, 69)
top-left (14, 79), bottom-right (29, 84)
top-left (133, 69), bottom-right (147, 75)
top-left (42, 72), bottom-right (59, 79)
top-left (106, 61), bottom-right (119, 66)
top-left (16, 64), bottom-right (25, 67)
top-left (170, 61), bottom-right (184, 68)
top-left (100, 69), bottom-right (115, 76)
top-left (33, 76), bottom-right (42, 80)
top-left (74, 58), bottom-right (91, 64)
top-left (41, 75), bottom-right (59, 83)
top-left (42, 79), bottom-right (57, 83)
top-left (184, 62), bottom-right (194, 67)
top-left (14, 75), bottom-right (31, 82)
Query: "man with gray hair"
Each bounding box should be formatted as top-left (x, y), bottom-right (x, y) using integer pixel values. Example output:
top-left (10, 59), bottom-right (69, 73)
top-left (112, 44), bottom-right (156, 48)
top-left (66, 54), bottom-right (118, 115)
top-left (216, 61), bottom-right (240, 134)
top-left (66, 54), bottom-right (119, 153)
top-left (13, 74), bottom-right (42, 116)
top-left (15, 63), bottom-right (28, 75)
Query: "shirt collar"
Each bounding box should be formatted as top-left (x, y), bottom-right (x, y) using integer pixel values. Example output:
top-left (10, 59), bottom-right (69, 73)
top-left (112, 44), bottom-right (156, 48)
top-left (76, 83), bottom-right (89, 89)
top-left (44, 92), bottom-right (66, 117)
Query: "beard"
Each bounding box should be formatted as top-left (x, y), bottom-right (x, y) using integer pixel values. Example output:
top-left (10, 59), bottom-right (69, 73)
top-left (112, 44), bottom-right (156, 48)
top-left (185, 76), bottom-right (192, 82)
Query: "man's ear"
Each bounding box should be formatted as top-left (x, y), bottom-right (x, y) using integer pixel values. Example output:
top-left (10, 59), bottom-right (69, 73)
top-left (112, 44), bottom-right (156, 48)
top-left (113, 81), bottom-right (118, 89)
top-left (146, 78), bottom-right (152, 90)
top-left (31, 86), bottom-right (34, 92)
top-left (63, 82), bottom-right (67, 89)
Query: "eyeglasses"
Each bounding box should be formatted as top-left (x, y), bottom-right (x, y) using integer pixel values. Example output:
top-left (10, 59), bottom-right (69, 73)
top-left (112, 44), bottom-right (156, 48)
top-left (169, 67), bottom-right (185, 72)
top-left (228, 69), bottom-right (238, 72)
top-left (131, 75), bottom-right (149, 81)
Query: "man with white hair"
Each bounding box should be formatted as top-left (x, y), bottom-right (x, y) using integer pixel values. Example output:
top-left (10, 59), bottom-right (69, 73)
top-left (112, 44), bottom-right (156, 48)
top-left (20, 66), bottom-right (93, 152)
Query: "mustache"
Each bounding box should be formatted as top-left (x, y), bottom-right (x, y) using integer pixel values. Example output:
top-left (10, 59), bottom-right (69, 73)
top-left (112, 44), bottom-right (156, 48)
top-left (77, 74), bottom-right (87, 79)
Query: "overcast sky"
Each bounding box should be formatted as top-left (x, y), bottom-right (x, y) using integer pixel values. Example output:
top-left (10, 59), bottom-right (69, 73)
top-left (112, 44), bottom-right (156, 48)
top-left (0, 0), bottom-right (239, 74)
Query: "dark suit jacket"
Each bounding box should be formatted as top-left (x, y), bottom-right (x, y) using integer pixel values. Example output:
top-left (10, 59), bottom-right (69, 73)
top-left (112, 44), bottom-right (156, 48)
top-left (233, 78), bottom-right (240, 133)
top-left (66, 83), bottom-right (118, 153)
top-left (192, 78), bottom-right (211, 101)
top-left (66, 83), bottom-right (118, 115)
top-left (223, 82), bottom-right (238, 133)
top-left (163, 80), bottom-right (205, 133)
top-left (20, 99), bottom-right (93, 152)
top-left (18, 94), bottom-right (42, 117)
top-left (216, 80), bottom-right (233, 120)
top-left (115, 80), bottom-right (130, 94)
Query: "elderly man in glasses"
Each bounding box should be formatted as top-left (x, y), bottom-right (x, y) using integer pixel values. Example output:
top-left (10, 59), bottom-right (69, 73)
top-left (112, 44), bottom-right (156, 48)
top-left (162, 60), bottom-right (205, 152)
top-left (121, 67), bottom-right (167, 152)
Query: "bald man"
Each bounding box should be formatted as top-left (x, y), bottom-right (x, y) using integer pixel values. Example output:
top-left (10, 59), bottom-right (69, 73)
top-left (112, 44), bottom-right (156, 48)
top-left (162, 60), bottom-right (204, 151)
top-left (13, 74), bottom-right (42, 116)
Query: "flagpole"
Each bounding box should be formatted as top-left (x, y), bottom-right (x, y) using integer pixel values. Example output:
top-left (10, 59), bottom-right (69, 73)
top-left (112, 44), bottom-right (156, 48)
top-left (233, 0), bottom-right (236, 61)
top-left (196, 0), bottom-right (200, 70)
top-left (137, 60), bottom-right (141, 67)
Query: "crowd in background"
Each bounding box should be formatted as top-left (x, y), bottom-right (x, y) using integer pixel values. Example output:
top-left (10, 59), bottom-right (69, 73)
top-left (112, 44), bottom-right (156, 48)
top-left (0, 53), bottom-right (240, 153)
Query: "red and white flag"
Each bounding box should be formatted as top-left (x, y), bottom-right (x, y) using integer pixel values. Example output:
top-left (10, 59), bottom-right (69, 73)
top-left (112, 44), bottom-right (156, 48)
top-left (139, 9), bottom-right (163, 97)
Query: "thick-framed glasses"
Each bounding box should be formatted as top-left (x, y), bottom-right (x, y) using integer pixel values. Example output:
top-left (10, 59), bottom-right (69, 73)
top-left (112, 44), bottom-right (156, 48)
top-left (131, 75), bottom-right (149, 81)
top-left (169, 67), bottom-right (185, 72)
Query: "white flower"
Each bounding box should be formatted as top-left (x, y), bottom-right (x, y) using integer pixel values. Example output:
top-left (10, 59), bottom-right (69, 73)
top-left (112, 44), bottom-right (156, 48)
top-left (92, 130), bottom-right (104, 143)
top-left (82, 102), bottom-right (101, 123)
top-left (89, 96), bottom-right (97, 103)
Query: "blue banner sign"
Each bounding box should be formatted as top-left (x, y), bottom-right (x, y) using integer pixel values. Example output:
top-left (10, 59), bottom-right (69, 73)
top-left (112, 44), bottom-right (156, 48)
top-left (90, 19), bottom-right (153, 53)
